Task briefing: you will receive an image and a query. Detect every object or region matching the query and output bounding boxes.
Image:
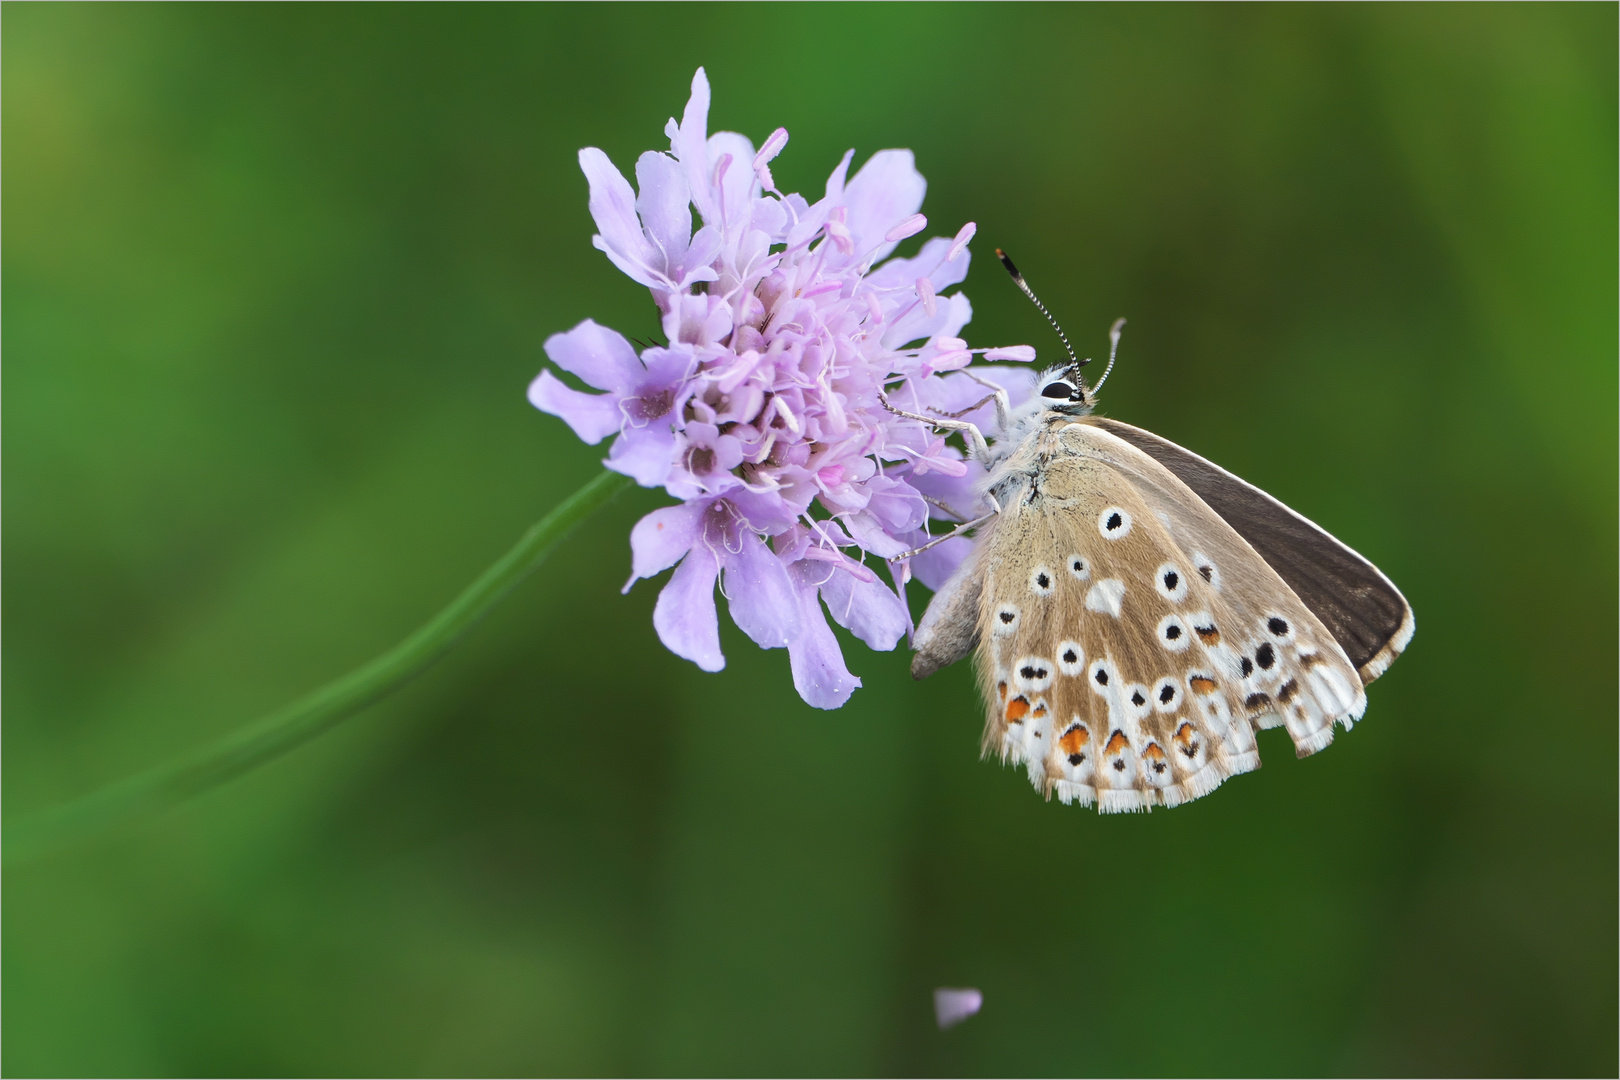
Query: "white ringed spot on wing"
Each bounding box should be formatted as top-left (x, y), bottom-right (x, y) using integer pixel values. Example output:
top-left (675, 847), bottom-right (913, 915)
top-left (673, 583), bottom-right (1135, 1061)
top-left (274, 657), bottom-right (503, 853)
top-left (992, 602), bottom-right (1021, 636)
top-left (1013, 655), bottom-right (1054, 694)
top-left (1152, 677), bottom-right (1181, 713)
top-left (1066, 554), bottom-right (1091, 582)
top-left (1086, 658), bottom-right (1115, 695)
top-left (1098, 506), bottom-right (1133, 540)
top-left (1028, 565), bottom-right (1055, 597)
top-left (1055, 640), bottom-right (1086, 677)
top-left (1157, 613), bottom-right (1191, 652)
top-left (1154, 562), bottom-right (1188, 604)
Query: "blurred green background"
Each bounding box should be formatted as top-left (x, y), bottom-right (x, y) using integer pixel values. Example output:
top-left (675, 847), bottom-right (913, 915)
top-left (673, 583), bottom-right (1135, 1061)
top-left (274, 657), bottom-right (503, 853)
top-left (5, 4), bottom-right (1615, 1076)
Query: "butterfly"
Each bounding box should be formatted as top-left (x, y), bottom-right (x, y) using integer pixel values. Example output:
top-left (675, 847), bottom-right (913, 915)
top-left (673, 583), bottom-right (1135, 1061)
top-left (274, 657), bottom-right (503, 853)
top-left (892, 251), bottom-right (1413, 813)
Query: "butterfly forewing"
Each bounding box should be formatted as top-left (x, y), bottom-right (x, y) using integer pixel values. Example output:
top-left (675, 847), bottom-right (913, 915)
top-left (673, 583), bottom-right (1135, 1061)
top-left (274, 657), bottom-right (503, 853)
top-left (1087, 417), bottom-right (1413, 682)
top-left (968, 419), bottom-right (1370, 813)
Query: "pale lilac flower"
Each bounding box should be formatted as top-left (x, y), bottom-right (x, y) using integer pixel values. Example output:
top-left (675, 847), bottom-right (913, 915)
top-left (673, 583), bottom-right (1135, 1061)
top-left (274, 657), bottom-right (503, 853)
top-left (531, 67), bottom-right (1035, 708)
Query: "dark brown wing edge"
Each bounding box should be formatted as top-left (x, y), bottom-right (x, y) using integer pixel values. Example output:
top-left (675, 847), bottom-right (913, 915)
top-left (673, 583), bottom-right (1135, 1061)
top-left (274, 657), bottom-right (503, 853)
top-left (1088, 417), bottom-right (1413, 685)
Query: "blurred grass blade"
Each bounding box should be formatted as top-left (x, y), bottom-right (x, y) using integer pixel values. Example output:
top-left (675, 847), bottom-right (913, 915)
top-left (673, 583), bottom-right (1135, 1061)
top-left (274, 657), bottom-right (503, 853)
top-left (4, 468), bottom-right (634, 866)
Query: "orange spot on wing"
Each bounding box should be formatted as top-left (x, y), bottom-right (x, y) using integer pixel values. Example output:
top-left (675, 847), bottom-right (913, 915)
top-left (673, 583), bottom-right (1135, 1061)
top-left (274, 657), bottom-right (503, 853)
top-left (1031, 704), bottom-right (1048, 719)
top-left (1105, 730), bottom-right (1130, 755)
top-left (1195, 626), bottom-right (1221, 646)
top-left (997, 681), bottom-right (1008, 701)
top-left (1005, 695), bottom-right (1030, 722)
top-left (1142, 742), bottom-right (1166, 763)
top-left (1059, 725), bottom-right (1090, 755)
top-left (1190, 676), bottom-right (1218, 695)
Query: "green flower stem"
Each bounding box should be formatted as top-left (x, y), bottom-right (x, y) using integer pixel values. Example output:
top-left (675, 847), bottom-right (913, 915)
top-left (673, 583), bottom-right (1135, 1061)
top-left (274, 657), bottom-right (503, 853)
top-left (4, 468), bottom-right (634, 866)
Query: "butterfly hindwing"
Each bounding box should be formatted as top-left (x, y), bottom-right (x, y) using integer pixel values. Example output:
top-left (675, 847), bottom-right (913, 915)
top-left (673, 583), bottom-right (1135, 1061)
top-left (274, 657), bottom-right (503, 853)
top-left (967, 419), bottom-right (1370, 813)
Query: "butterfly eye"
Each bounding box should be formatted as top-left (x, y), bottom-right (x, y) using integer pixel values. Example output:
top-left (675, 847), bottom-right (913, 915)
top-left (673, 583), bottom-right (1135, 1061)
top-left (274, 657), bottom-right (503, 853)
top-left (1040, 381), bottom-right (1074, 399)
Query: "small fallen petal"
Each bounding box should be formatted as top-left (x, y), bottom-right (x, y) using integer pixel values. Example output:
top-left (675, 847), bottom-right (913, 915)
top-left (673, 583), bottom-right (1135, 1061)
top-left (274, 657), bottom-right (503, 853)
top-left (884, 213), bottom-right (927, 243)
top-left (946, 221), bottom-right (977, 261)
top-left (934, 987), bottom-right (982, 1030)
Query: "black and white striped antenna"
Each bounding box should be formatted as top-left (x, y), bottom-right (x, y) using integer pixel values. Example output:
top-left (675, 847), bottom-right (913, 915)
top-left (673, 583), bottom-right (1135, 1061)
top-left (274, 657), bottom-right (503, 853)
top-left (995, 249), bottom-right (1081, 375)
top-left (995, 249), bottom-right (1125, 400)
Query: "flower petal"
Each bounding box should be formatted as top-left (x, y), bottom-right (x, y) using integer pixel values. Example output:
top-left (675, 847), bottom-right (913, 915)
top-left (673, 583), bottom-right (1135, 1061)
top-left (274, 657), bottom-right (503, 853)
top-left (843, 509), bottom-right (911, 558)
top-left (607, 424), bottom-right (677, 487)
top-left (820, 565), bottom-right (909, 651)
top-left (579, 147), bottom-right (663, 287)
top-left (727, 487), bottom-right (801, 534)
top-left (937, 292), bottom-right (974, 340)
top-left (671, 68), bottom-right (715, 224)
top-left (544, 319), bottom-right (644, 394)
top-left (722, 530), bottom-right (803, 649)
top-left (869, 236), bottom-right (969, 295)
top-left (863, 474), bottom-right (927, 534)
top-left (706, 131), bottom-right (759, 232)
top-left (786, 584), bottom-right (862, 709)
top-left (527, 371), bottom-right (621, 444)
top-left (654, 547), bottom-right (725, 672)
top-left (911, 534), bottom-right (973, 592)
top-left (842, 149), bottom-right (927, 262)
top-left (634, 150), bottom-right (692, 274)
top-left (678, 225), bottom-right (723, 288)
top-left (628, 502), bottom-right (702, 586)
top-left (662, 292), bottom-right (734, 349)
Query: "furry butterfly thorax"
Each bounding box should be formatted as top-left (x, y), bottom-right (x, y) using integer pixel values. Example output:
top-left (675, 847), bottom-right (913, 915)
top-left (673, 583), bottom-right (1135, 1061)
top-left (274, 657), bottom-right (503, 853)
top-left (905, 350), bottom-right (1414, 815)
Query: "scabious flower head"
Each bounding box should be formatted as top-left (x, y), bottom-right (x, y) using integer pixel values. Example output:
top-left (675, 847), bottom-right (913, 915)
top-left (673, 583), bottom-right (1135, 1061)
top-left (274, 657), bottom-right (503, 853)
top-left (531, 68), bottom-right (1036, 708)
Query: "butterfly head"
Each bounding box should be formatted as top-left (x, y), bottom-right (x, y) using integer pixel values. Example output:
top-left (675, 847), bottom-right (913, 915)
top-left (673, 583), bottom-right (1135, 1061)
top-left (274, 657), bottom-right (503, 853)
top-left (1037, 368), bottom-right (1093, 414)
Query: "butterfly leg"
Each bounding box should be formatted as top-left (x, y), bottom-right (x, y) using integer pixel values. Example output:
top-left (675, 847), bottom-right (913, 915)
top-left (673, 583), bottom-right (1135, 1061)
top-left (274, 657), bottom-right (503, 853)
top-left (930, 392), bottom-right (999, 420)
top-left (888, 510), bottom-right (998, 561)
top-left (921, 494), bottom-right (972, 522)
top-left (956, 369), bottom-right (1012, 433)
top-left (877, 391), bottom-right (992, 465)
